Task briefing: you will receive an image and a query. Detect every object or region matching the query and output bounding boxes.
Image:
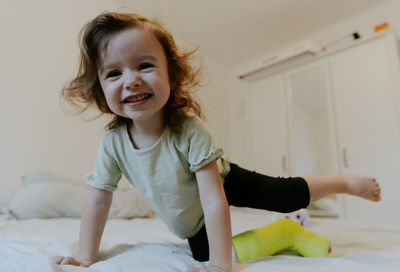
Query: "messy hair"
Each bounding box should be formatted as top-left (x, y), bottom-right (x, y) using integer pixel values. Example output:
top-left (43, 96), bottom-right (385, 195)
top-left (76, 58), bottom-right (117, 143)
top-left (61, 12), bottom-right (202, 131)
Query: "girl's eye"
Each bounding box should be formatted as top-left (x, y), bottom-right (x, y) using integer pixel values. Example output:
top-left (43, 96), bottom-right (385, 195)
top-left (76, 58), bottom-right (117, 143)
top-left (138, 62), bottom-right (154, 70)
top-left (106, 70), bottom-right (121, 78)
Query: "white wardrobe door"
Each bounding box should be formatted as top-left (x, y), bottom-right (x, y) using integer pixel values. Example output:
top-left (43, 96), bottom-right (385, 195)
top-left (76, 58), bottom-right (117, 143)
top-left (245, 74), bottom-right (290, 177)
top-left (329, 36), bottom-right (400, 222)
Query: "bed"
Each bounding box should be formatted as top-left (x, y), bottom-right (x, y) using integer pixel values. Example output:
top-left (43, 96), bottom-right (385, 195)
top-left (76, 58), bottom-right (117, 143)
top-left (1, 173), bottom-right (400, 272)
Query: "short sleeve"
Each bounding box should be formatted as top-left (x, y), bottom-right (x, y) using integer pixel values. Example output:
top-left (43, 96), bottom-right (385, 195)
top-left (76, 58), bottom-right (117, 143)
top-left (86, 135), bottom-right (122, 192)
top-left (186, 117), bottom-right (224, 173)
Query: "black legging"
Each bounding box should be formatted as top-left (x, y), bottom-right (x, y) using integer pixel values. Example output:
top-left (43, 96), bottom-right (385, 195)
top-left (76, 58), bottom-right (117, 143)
top-left (188, 163), bottom-right (310, 261)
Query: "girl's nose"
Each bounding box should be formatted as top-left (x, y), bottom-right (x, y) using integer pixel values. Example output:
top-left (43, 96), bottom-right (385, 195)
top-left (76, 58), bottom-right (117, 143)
top-left (124, 72), bottom-right (142, 89)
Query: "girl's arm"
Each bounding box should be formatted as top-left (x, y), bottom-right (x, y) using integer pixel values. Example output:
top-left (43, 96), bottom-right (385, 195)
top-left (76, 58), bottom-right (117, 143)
top-left (53, 187), bottom-right (112, 267)
top-left (195, 160), bottom-right (232, 272)
top-left (78, 187), bottom-right (113, 265)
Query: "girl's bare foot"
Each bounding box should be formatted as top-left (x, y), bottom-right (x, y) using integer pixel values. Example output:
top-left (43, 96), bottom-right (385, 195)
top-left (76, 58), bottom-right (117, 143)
top-left (344, 175), bottom-right (381, 201)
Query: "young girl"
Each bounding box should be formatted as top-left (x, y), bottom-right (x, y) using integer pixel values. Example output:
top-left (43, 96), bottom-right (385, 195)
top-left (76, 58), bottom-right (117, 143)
top-left (53, 12), bottom-right (381, 272)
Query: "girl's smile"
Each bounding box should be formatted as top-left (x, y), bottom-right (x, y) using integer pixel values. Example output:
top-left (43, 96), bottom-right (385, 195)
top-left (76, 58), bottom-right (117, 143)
top-left (123, 93), bottom-right (153, 105)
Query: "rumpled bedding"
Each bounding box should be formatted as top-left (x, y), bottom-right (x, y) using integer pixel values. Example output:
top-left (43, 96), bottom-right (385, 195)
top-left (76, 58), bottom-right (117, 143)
top-left (0, 208), bottom-right (399, 272)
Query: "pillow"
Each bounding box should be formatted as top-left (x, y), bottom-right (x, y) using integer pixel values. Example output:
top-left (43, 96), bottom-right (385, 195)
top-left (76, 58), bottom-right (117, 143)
top-left (20, 170), bottom-right (83, 186)
top-left (9, 172), bottom-right (153, 219)
top-left (307, 196), bottom-right (340, 217)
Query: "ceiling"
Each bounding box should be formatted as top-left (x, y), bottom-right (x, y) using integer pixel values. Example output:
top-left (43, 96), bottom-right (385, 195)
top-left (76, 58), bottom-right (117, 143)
top-left (115, 0), bottom-right (391, 69)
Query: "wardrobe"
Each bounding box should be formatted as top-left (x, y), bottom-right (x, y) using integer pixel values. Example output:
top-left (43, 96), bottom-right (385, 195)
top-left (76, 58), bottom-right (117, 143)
top-left (243, 33), bottom-right (400, 222)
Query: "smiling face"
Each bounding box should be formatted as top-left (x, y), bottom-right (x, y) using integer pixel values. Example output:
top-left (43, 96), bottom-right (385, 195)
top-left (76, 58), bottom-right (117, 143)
top-left (97, 27), bottom-right (171, 126)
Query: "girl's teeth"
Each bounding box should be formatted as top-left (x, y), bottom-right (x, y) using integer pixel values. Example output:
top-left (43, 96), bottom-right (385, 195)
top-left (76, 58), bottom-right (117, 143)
top-left (126, 94), bottom-right (149, 102)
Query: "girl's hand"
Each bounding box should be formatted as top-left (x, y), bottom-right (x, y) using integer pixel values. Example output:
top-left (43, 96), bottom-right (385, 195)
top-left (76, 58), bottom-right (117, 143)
top-left (52, 256), bottom-right (93, 267)
top-left (188, 265), bottom-right (226, 272)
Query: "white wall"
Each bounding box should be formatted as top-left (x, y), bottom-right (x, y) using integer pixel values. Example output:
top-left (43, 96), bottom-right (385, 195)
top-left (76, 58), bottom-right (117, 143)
top-left (312, 113), bottom-right (335, 174)
top-left (292, 106), bottom-right (317, 176)
top-left (197, 58), bottom-right (231, 153)
top-left (228, 0), bottom-right (400, 165)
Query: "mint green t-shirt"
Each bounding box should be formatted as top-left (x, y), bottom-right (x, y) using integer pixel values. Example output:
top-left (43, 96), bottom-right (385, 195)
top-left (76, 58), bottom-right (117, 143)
top-left (87, 115), bottom-right (230, 239)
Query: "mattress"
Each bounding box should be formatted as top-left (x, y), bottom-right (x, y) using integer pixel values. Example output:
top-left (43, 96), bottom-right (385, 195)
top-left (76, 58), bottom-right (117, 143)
top-left (1, 207), bottom-right (399, 272)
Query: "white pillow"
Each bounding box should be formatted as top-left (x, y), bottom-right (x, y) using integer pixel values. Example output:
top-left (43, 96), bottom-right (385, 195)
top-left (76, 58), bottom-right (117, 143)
top-left (307, 196), bottom-right (340, 217)
top-left (9, 172), bottom-right (153, 219)
top-left (20, 170), bottom-right (83, 186)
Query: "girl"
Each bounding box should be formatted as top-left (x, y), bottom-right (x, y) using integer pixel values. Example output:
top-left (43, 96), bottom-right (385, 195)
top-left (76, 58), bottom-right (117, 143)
top-left (53, 12), bottom-right (381, 272)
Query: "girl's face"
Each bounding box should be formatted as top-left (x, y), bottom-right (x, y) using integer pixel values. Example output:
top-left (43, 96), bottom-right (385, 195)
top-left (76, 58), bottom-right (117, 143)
top-left (98, 27), bottom-right (171, 125)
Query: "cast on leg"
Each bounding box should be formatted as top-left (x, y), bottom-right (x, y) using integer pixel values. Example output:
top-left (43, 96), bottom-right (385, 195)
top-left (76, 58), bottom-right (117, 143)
top-left (232, 218), bottom-right (331, 263)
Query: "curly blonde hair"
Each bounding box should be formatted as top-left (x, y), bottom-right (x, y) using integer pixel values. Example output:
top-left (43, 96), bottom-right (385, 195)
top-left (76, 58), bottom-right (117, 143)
top-left (62, 12), bottom-right (202, 131)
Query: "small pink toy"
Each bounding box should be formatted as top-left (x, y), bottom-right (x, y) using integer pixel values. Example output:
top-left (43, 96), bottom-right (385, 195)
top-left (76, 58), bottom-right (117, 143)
top-left (274, 208), bottom-right (310, 227)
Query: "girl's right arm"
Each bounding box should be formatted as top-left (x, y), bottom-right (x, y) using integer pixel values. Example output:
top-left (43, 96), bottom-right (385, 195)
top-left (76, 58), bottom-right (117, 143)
top-left (53, 187), bottom-right (113, 267)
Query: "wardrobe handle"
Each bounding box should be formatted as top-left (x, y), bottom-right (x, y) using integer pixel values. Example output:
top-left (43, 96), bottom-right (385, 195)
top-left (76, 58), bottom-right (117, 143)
top-left (342, 148), bottom-right (348, 168)
top-left (282, 155), bottom-right (288, 173)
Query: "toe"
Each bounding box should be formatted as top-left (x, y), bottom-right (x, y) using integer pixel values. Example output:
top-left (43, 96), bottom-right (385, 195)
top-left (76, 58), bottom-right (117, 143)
top-left (52, 256), bottom-right (63, 265)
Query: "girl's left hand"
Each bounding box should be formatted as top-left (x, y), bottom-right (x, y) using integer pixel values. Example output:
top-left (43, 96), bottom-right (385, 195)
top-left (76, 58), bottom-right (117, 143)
top-left (188, 265), bottom-right (226, 272)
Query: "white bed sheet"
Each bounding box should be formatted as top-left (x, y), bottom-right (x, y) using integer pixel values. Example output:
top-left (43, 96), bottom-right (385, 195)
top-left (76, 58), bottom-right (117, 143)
top-left (1, 208), bottom-right (399, 272)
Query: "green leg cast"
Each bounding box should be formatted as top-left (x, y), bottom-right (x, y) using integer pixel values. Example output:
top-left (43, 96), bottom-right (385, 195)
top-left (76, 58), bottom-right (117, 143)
top-left (232, 218), bottom-right (331, 263)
